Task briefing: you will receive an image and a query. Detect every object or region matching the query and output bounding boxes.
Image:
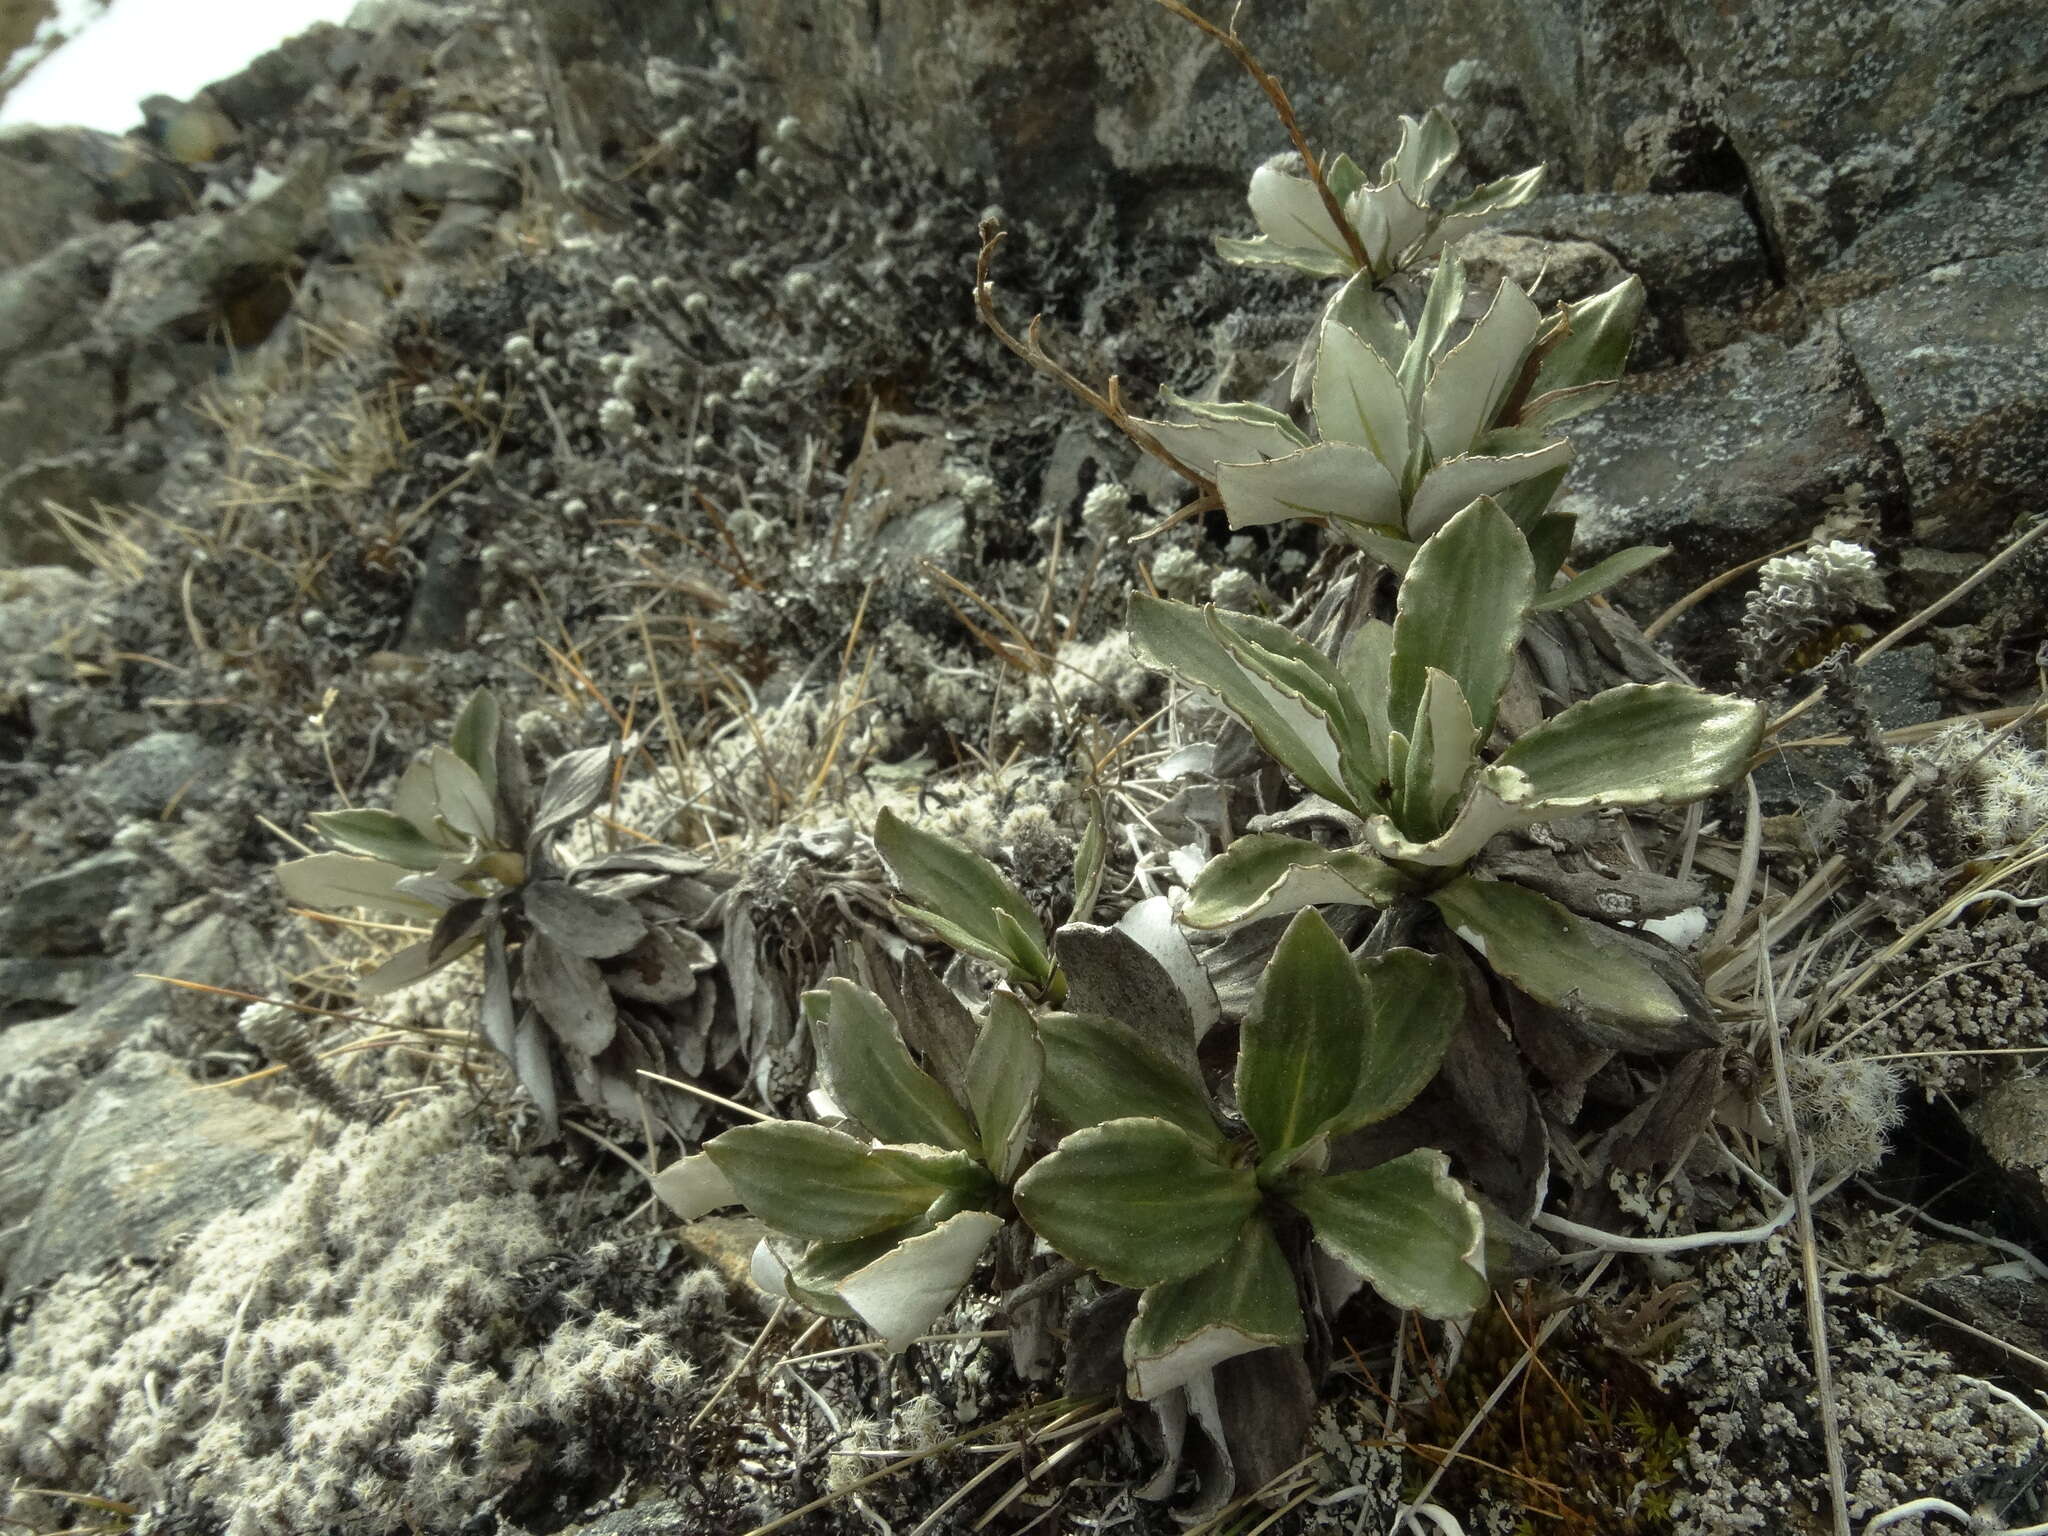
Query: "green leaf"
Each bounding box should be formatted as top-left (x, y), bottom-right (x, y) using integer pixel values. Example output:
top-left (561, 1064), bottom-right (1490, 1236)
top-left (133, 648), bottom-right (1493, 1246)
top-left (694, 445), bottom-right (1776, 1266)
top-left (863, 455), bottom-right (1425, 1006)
top-left (1530, 546), bottom-right (1669, 611)
top-left (1338, 620), bottom-right (1396, 775)
top-left (1213, 233), bottom-right (1352, 278)
top-left (428, 747), bottom-right (497, 844)
top-left (1012, 1117), bottom-right (1257, 1289)
top-left (1528, 274), bottom-right (1644, 421)
top-left (704, 1122), bottom-right (973, 1242)
top-left (895, 902), bottom-right (1017, 974)
top-left (1391, 109), bottom-right (1460, 201)
top-left (1494, 682), bottom-right (1766, 813)
top-left (1394, 669), bottom-right (1478, 842)
top-left (1426, 875), bottom-right (1686, 1029)
top-left (967, 992), bottom-right (1043, 1183)
top-left (1125, 1217), bottom-right (1305, 1401)
top-left (1216, 441), bottom-right (1403, 533)
top-left (1238, 909), bottom-right (1368, 1170)
top-left (1421, 279), bottom-right (1542, 455)
top-left (1401, 253), bottom-right (1467, 401)
top-left (813, 978), bottom-right (979, 1152)
top-left (991, 907), bottom-right (1057, 992)
top-left (1405, 438), bottom-right (1572, 543)
top-left (1206, 607), bottom-right (1377, 798)
top-left (1127, 389), bottom-right (1307, 481)
top-left (1129, 595), bottom-right (1355, 812)
top-left (1069, 791), bottom-right (1107, 926)
top-left (1181, 833), bottom-right (1402, 931)
top-left (1325, 268), bottom-right (1412, 372)
top-left (1524, 508), bottom-right (1577, 584)
top-left (1332, 523), bottom-right (1420, 572)
top-left (837, 1208), bottom-right (1005, 1354)
top-left (276, 852), bottom-right (444, 921)
top-left (450, 689), bottom-right (500, 801)
top-left (1036, 1012), bottom-right (1223, 1150)
top-left (1342, 949), bottom-right (1464, 1131)
top-left (874, 807), bottom-right (1047, 971)
top-left (1289, 1149), bottom-right (1487, 1317)
top-left (1314, 318), bottom-right (1411, 472)
top-left (1323, 151), bottom-right (1370, 207)
top-left (1389, 497), bottom-right (1535, 744)
top-left (1246, 155), bottom-right (1356, 265)
top-left (310, 808), bottom-right (447, 871)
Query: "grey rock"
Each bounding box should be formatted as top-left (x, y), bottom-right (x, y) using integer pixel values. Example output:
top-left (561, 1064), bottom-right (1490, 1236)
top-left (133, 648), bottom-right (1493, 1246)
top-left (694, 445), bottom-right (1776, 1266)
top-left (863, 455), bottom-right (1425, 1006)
top-left (419, 199), bottom-right (502, 257)
top-left (399, 135), bottom-right (518, 208)
top-left (1895, 547), bottom-right (1986, 617)
top-left (0, 850), bottom-right (145, 957)
top-left (0, 565), bottom-right (96, 658)
top-left (869, 498), bottom-right (966, 562)
top-left (100, 143), bottom-right (331, 341)
top-left (1837, 249), bottom-right (2048, 550)
top-left (1665, 0), bottom-right (2048, 280)
top-left (0, 956), bottom-right (124, 1020)
top-left (1562, 327), bottom-right (1899, 610)
top-left (325, 174), bottom-right (390, 256)
top-left (0, 128), bottom-right (184, 269)
top-left (1966, 1075), bottom-right (2048, 1236)
top-left (0, 223), bottom-right (138, 367)
top-left (81, 730), bottom-right (224, 817)
top-left (1455, 230), bottom-right (1626, 310)
top-left (0, 341), bottom-right (122, 467)
top-left (397, 519), bottom-right (482, 649)
top-left (0, 452), bottom-right (163, 569)
top-left (206, 24), bottom-right (348, 134)
top-left (1487, 191), bottom-right (1768, 314)
top-left (1813, 153), bottom-right (2048, 306)
top-left (0, 1049), bottom-right (301, 1302)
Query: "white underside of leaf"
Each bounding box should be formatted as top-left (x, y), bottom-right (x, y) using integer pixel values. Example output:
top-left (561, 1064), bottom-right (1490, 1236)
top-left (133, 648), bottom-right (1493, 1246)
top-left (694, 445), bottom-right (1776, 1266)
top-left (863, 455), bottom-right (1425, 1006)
top-left (1363, 765), bottom-right (1533, 866)
top-left (1118, 895), bottom-right (1222, 1037)
top-left (837, 1209), bottom-right (1004, 1355)
top-left (652, 1152), bottom-right (741, 1221)
top-left (1129, 1322), bottom-right (1274, 1403)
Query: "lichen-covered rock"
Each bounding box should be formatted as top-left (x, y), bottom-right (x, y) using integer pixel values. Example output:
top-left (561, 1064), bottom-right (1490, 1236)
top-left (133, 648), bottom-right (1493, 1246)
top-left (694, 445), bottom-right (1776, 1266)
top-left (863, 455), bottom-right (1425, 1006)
top-left (1837, 247), bottom-right (2048, 549)
top-left (1965, 1075), bottom-right (2048, 1235)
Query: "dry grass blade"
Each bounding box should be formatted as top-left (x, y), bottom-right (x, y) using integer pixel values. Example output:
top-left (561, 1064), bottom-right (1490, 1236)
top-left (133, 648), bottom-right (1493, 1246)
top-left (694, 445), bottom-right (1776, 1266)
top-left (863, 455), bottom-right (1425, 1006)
top-left (1642, 540), bottom-right (1805, 641)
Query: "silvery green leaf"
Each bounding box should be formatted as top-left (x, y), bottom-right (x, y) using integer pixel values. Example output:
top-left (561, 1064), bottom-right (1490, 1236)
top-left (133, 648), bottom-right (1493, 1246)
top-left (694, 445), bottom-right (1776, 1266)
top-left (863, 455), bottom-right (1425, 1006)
top-left (605, 925), bottom-right (713, 1004)
top-left (895, 903), bottom-right (1016, 974)
top-left (1338, 618), bottom-right (1396, 766)
top-left (1109, 895), bottom-right (1223, 1042)
top-left (1343, 949), bottom-right (1464, 1130)
top-left (1396, 668), bottom-right (1479, 840)
top-left (1389, 497), bottom-right (1535, 743)
top-left (813, 977), bottom-right (978, 1152)
top-left (967, 992), bottom-right (1042, 1183)
top-left (1324, 268), bottom-right (1413, 373)
top-left (1246, 153), bottom-right (1355, 265)
top-left (528, 744), bottom-right (614, 847)
top-left (1213, 233), bottom-right (1352, 278)
top-left (874, 807), bottom-right (1048, 977)
top-left (1495, 682), bottom-right (1766, 813)
top-left (426, 896), bottom-right (487, 964)
top-left (1125, 1218), bottom-right (1304, 1401)
top-left (1525, 509), bottom-right (1577, 586)
top-left (450, 689), bottom-right (500, 801)
top-left (1344, 178), bottom-right (1430, 277)
top-left (277, 853), bottom-right (444, 921)
top-left (391, 759), bottom-right (442, 842)
top-left (481, 924), bottom-right (517, 1057)
top-left (1288, 1148), bottom-right (1487, 1317)
top-left (1530, 546), bottom-right (1669, 611)
top-left (1035, 1012), bottom-right (1223, 1150)
top-left (1406, 438), bottom-right (1572, 542)
top-left (1206, 606), bottom-right (1378, 804)
top-left (354, 938), bottom-right (460, 997)
top-left (1442, 163), bottom-right (1548, 218)
top-left (1314, 318), bottom-right (1411, 472)
top-left (1129, 595), bottom-right (1354, 813)
top-left (1012, 1117), bottom-right (1257, 1289)
top-left (1527, 274), bottom-right (1644, 420)
top-left (1332, 524), bottom-right (1420, 572)
top-left (1181, 833), bottom-right (1400, 931)
top-left (1126, 390), bottom-right (1307, 482)
top-left (1390, 108), bottom-right (1460, 201)
top-left (1216, 441), bottom-right (1403, 535)
top-left (705, 1122), bottom-right (970, 1242)
top-left (837, 1208), bottom-right (1005, 1354)
top-left (652, 1151), bottom-right (740, 1221)
top-left (1238, 909), bottom-right (1367, 1168)
top-left (428, 747), bottom-right (497, 844)
top-left (1069, 790), bottom-right (1106, 926)
top-left (1422, 280), bottom-right (1543, 455)
top-left (313, 808), bottom-right (446, 871)
top-left (523, 878), bottom-right (647, 959)
top-left (1426, 874), bottom-right (1686, 1028)
top-left (526, 931), bottom-right (617, 1055)
top-left (511, 1004), bottom-right (559, 1144)
top-left (1322, 150), bottom-right (1369, 206)
top-left (991, 907), bottom-right (1058, 993)
top-left (1362, 763), bottom-right (1533, 867)
top-left (1401, 253), bottom-right (1468, 399)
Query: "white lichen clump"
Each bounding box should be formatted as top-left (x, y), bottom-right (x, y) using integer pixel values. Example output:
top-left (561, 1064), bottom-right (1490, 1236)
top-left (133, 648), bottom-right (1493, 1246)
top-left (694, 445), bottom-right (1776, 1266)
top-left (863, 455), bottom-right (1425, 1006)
top-left (0, 1099), bottom-right (722, 1536)
top-left (1909, 720), bottom-right (2048, 855)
